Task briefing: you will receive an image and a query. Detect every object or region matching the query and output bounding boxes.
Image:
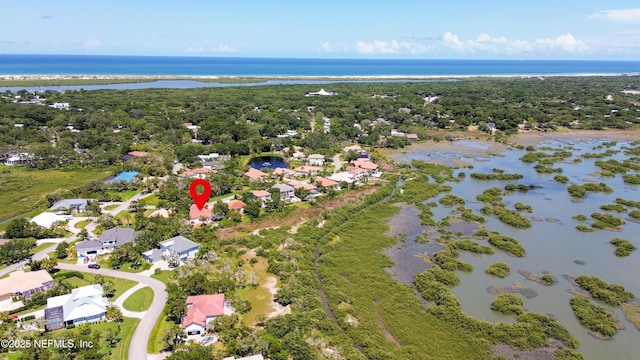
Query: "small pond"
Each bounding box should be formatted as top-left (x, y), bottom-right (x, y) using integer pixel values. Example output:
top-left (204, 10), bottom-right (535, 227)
top-left (249, 156), bottom-right (288, 170)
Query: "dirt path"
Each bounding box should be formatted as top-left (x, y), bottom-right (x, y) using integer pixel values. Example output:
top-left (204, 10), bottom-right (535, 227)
top-left (374, 300), bottom-right (401, 347)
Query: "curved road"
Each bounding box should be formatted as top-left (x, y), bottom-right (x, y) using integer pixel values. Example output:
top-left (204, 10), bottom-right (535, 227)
top-left (57, 263), bottom-right (167, 360)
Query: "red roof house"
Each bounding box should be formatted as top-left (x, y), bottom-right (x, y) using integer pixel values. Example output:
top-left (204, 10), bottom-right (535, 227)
top-left (182, 294), bottom-right (225, 335)
top-left (228, 199), bottom-right (246, 212)
top-left (244, 168), bottom-right (268, 181)
top-left (189, 204), bottom-right (213, 224)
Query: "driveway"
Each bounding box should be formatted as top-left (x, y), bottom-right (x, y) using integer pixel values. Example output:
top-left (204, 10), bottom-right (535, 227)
top-left (57, 263), bottom-right (167, 360)
top-left (332, 154), bottom-right (342, 173)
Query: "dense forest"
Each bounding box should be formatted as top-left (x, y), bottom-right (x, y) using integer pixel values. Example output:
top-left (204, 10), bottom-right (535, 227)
top-left (1, 76), bottom-right (640, 170)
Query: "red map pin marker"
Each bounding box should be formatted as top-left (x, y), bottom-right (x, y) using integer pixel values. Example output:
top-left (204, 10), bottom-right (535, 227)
top-left (189, 179), bottom-right (212, 210)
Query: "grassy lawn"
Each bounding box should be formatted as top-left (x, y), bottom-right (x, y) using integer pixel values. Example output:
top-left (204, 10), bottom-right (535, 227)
top-left (122, 286), bottom-right (154, 312)
top-left (0, 166), bottom-right (111, 221)
top-left (147, 313), bottom-right (173, 353)
top-left (56, 271), bottom-right (137, 301)
top-left (31, 242), bottom-right (56, 254)
top-left (74, 220), bottom-right (91, 229)
top-left (97, 255), bottom-right (150, 273)
top-left (150, 269), bottom-right (176, 285)
top-left (114, 210), bottom-right (135, 226)
top-left (114, 317), bottom-right (140, 360)
top-left (49, 251), bottom-right (78, 264)
top-left (141, 194), bottom-right (160, 206)
top-left (107, 189), bottom-right (138, 201)
top-left (103, 204), bottom-right (120, 211)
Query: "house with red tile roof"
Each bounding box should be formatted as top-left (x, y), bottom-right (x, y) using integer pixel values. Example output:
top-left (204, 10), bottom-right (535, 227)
top-left (293, 165), bottom-right (322, 177)
top-left (127, 151), bottom-right (148, 157)
top-left (178, 167), bottom-right (214, 179)
top-left (346, 166), bottom-right (368, 180)
top-left (182, 294), bottom-right (233, 335)
top-left (227, 199), bottom-right (246, 213)
top-left (314, 177), bottom-right (340, 191)
top-left (352, 159), bottom-right (379, 175)
top-left (189, 204), bottom-right (213, 225)
top-left (244, 167), bottom-right (268, 182)
top-left (252, 190), bottom-right (272, 205)
top-left (272, 167), bottom-right (297, 179)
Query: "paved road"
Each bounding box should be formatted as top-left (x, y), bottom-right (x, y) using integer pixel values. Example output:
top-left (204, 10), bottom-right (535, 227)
top-left (57, 263), bottom-right (167, 360)
top-left (332, 154), bottom-right (342, 173)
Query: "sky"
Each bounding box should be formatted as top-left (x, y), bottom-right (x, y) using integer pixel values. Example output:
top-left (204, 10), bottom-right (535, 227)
top-left (2, 1), bottom-right (640, 60)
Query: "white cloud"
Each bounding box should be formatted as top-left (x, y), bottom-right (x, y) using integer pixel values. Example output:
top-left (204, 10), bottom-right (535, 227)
top-left (83, 39), bottom-right (102, 50)
top-left (589, 8), bottom-right (640, 23)
top-left (442, 32), bottom-right (589, 54)
top-left (321, 41), bottom-right (333, 53)
top-left (185, 43), bottom-right (237, 54)
top-left (355, 40), bottom-right (427, 55)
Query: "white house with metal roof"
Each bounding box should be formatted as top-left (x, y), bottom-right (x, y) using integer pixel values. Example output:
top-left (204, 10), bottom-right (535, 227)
top-left (159, 236), bottom-right (200, 264)
top-left (44, 284), bottom-right (108, 331)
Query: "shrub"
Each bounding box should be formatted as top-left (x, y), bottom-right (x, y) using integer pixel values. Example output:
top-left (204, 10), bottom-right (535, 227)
top-left (574, 275), bottom-right (634, 307)
top-left (486, 262), bottom-right (510, 278)
top-left (488, 234), bottom-right (526, 257)
top-left (570, 296), bottom-right (617, 338)
top-left (610, 238), bottom-right (635, 257)
top-left (554, 175), bottom-right (569, 184)
top-left (540, 274), bottom-right (555, 286)
top-left (491, 294), bottom-right (524, 315)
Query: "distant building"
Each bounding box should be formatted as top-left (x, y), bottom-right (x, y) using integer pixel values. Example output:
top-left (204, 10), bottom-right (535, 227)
top-left (51, 103), bottom-right (70, 110)
top-left (227, 199), bottom-right (246, 213)
top-left (306, 154), bottom-right (325, 166)
top-left (277, 130), bottom-right (298, 138)
top-left (305, 89), bottom-right (337, 97)
top-left (252, 190), bottom-right (272, 205)
top-left (272, 183), bottom-right (295, 201)
top-left (4, 153), bottom-right (32, 166)
top-left (406, 133), bottom-right (419, 141)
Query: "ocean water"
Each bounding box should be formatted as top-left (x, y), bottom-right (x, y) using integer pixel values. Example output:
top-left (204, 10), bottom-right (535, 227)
top-left (1, 54), bottom-right (640, 77)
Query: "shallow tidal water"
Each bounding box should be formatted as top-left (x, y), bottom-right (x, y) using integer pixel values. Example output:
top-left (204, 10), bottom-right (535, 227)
top-left (387, 138), bottom-right (640, 359)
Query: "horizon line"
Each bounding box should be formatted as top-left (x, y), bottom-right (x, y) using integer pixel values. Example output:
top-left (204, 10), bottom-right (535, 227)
top-left (1, 53), bottom-right (640, 62)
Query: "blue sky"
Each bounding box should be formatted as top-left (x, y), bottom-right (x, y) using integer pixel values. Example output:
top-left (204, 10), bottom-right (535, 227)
top-left (2, 1), bottom-right (640, 59)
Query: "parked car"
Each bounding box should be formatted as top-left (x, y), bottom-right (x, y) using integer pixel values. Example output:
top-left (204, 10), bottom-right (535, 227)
top-left (88, 263), bottom-right (100, 269)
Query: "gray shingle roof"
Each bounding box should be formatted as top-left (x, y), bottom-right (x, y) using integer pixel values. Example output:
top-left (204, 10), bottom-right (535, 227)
top-left (49, 199), bottom-right (96, 211)
top-left (98, 227), bottom-right (137, 246)
top-left (160, 236), bottom-right (200, 254)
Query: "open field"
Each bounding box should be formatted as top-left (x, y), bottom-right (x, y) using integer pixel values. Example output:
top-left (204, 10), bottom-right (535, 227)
top-left (0, 166), bottom-right (111, 221)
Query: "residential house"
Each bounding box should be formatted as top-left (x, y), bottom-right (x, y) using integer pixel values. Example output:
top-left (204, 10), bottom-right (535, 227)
top-left (329, 172), bottom-right (355, 184)
top-left (252, 190), bottom-right (272, 205)
top-left (272, 183), bottom-right (295, 201)
top-left (390, 129), bottom-right (406, 137)
top-left (0, 270), bottom-right (54, 301)
top-left (189, 204), bottom-right (213, 225)
top-left (406, 133), bottom-right (419, 141)
top-left (51, 102), bottom-right (70, 110)
top-left (353, 159), bottom-right (380, 176)
top-left (306, 154), bottom-right (325, 166)
top-left (160, 236), bottom-right (201, 264)
top-left (142, 248), bottom-right (163, 263)
top-left (182, 294), bottom-right (234, 335)
top-left (486, 123), bottom-right (497, 132)
top-left (4, 153), bottom-right (32, 166)
top-left (272, 167), bottom-right (297, 179)
top-left (30, 212), bottom-right (72, 229)
top-left (45, 284), bottom-right (108, 331)
top-left (244, 167), bottom-right (268, 182)
top-left (178, 167), bottom-right (214, 179)
top-left (289, 181), bottom-right (319, 197)
top-left (346, 166), bottom-right (368, 180)
top-left (343, 145), bottom-right (363, 154)
top-left (75, 227), bottom-right (138, 259)
top-left (277, 130), bottom-right (298, 138)
top-left (49, 199), bottom-right (96, 214)
top-left (293, 166), bottom-right (322, 177)
top-left (227, 199), bottom-right (246, 213)
top-left (315, 177), bottom-right (340, 191)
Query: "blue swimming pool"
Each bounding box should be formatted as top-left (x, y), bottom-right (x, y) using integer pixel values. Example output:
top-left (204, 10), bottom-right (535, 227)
top-left (111, 171), bottom-right (139, 182)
